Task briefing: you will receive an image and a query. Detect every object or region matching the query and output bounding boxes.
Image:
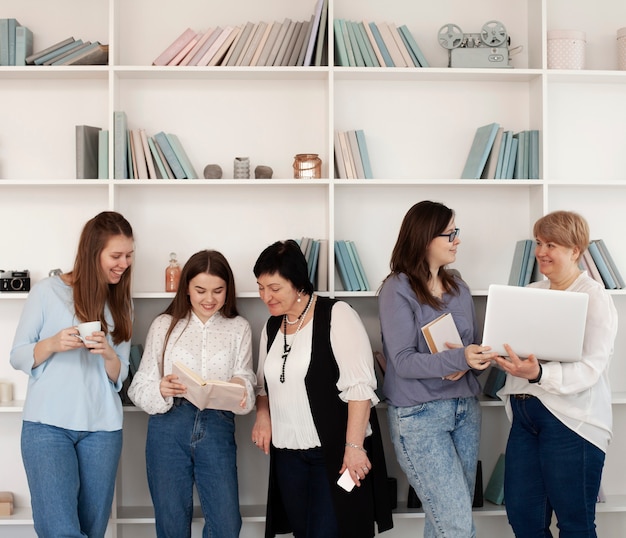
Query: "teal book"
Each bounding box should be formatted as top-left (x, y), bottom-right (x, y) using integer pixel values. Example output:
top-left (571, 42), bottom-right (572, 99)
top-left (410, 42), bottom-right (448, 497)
top-left (587, 241), bottom-right (617, 289)
top-left (512, 131), bottom-right (524, 179)
top-left (98, 129), bottom-right (109, 179)
top-left (308, 239), bottom-right (320, 284)
top-left (333, 19), bottom-right (348, 66)
top-left (15, 25), bottom-right (33, 66)
top-left (397, 27), bottom-right (420, 67)
top-left (356, 22), bottom-right (379, 67)
top-left (75, 125), bottom-right (101, 179)
top-left (337, 240), bottom-right (360, 291)
top-left (460, 122), bottom-right (500, 179)
top-left (398, 24), bottom-right (429, 67)
top-left (528, 129), bottom-right (539, 179)
top-left (339, 19), bottom-right (355, 66)
top-left (507, 239), bottom-right (529, 286)
top-left (147, 137), bottom-right (167, 179)
top-left (499, 131), bottom-right (513, 179)
top-left (154, 132), bottom-right (186, 179)
top-left (517, 239), bottom-right (533, 286)
top-left (334, 240), bottom-right (352, 291)
top-left (355, 129), bottom-right (373, 179)
top-left (0, 18), bottom-right (20, 65)
top-left (34, 39), bottom-right (84, 65)
top-left (346, 240), bottom-right (369, 291)
top-left (505, 137), bottom-right (518, 179)
top-left (521, 240), bottom-right (537, 286)
top-left (484, 454), bottom-right (505, 505)
top-left (594, 239), bottom-right (625, 288)
top-left (25, 36), bottom-right (74, 65)
top-left (345, 21), bottom-right (366, 67)
top-left (166, 133), bottom-right (198, 179)
top-left (113, 111), bottom-right (128, 179)
top-left (368, 22), bottom-right (394, 67)
top-left (495, 130), bottom-right (511, 179)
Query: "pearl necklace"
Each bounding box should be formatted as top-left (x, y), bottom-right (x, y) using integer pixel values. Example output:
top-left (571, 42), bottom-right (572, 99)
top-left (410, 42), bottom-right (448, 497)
top-left (280, 294), bottom-right (314, 383)
top-left (284, 298), bottom-right (306, 325)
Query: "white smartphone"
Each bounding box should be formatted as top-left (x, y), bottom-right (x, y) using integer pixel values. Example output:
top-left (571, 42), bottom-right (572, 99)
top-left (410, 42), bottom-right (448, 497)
top-left (337, 468), bottom-right (356, 492)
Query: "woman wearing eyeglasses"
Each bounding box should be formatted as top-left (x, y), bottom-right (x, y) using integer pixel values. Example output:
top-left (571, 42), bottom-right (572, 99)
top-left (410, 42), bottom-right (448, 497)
top-left (378, 200), bottom-right (496, 537)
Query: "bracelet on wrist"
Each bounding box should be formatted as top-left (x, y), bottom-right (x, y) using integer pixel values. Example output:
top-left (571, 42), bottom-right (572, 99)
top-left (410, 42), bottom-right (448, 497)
top-left (345, 442), bottom-right (367, 453)
top-left (528, 364), bottom-right (543, 384)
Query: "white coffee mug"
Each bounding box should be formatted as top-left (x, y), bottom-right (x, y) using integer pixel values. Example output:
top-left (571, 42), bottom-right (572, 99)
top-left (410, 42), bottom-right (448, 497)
top-left (77, 321), bottom-right (101, 344)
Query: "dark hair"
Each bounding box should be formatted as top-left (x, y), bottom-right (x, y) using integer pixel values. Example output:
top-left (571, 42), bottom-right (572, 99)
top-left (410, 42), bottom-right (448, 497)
top-left (160, 250), bottom-right (238, 368)
top-left (385, 200), bottom-right (459, 308)
top-left (71, 211), bottom-right (134, 344)
top-left (253, 240), bottom-right (314, 295)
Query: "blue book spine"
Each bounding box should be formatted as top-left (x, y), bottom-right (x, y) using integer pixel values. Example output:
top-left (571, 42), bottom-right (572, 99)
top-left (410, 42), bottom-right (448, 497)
top-left (505, 138), bottom-right (519, 179)
top-left (98, 130), bottom-right (109, 179)
top-left (154, 132), bottom-right (186, 179)
top-left (166, 133), bottom-right (197, 179)
top-left (347, 240), bottom-right (369, 291)
top-left (355, 129), bottom-right (373, 179)
top-left (333, 19), bottom-right (348, 66)
top-left (356, 22), bottom-right (379, 67)
top-left (460, 123), bottom-right (500, 180)
top-left (368, 22), bottom-right (394, 67)
top-left (398, 24), bottom-right (429, 67)
top-left (345, 21), bottom-right (364, 67)
top-left (495, 131), bottom-right (510, 179)
top-left (113, 111), bottom-right (128, 180)
top-left (334, 241), bottom-right (352, 290)
top-left (34, 39), bottom-right (83, 65)
top-left (15, 25), bottom-right (33, 66)
top-left (337, 240), bottom-right (360, 291)
top-left (308, 240), bottom-right (320, 284)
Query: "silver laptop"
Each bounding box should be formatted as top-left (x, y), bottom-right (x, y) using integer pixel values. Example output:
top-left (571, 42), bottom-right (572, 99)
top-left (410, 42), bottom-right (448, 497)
top-left (481, 284), bottom-right (588, 362)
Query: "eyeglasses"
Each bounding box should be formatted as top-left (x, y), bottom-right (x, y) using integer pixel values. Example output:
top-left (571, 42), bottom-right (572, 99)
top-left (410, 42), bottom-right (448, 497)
top-left (438, 228), bottom-right (460, 242)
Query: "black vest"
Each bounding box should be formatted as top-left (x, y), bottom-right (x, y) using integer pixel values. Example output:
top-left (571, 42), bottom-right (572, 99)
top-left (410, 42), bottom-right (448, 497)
top-left (264, 296), bottom-right (393, 538)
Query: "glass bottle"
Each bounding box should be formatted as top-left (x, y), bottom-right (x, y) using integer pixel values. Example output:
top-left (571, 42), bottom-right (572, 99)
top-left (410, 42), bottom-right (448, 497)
top-left (165, 252), bottom-right (181, 292)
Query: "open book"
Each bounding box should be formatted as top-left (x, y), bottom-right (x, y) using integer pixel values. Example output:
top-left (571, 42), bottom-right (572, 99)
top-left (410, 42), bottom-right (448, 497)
top-left (172, 361), bottom-right (245, 412)
top-left (421, 312), bottom-right (462, 353)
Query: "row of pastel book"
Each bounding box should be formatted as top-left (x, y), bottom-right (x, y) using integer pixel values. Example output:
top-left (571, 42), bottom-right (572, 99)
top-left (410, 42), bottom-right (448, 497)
top-left (113, 111), bottom-right (198, 180)
top-left (334, 239), bottom-right (370, 291)
top-left (334, 19), bottom-right (429, 68)
top-left (461, 122), bottom-right (540, 180)
top-left (153, 0), bottom-right (328, 68)
top-left (334, 129), bottom-right (373, 179)
top-left (508, 237), bottom-right (625, 290)
top-left (297, 237), bottom-right (329, 292)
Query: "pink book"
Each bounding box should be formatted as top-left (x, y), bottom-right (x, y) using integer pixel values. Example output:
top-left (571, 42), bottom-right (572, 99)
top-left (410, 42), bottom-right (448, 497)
top-left (152, 27), bottom-right (197, 66)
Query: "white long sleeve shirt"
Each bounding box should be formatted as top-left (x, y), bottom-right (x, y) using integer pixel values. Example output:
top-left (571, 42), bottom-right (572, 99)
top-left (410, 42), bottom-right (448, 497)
top-left (498, 272), bottom-right (618, 452)
top-left (129, 311), bottom-right (255, 415)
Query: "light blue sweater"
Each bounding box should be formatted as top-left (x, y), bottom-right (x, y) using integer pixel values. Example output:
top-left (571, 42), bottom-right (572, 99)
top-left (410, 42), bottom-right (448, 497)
top-left (10, 276), bottom-right (130, 431)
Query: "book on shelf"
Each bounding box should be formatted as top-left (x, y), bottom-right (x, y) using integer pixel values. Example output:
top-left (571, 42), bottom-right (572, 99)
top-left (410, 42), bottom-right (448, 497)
top-left (289, 19), bottom-right (310, 66)
top-left (208, 26), bottom-right (241, 66)
top-left (593, 239), bottom-right (625, 289)
top-left (507, 239), bottom-right (538, 287)
top-left (420, 312), bottom-right (462, 354)
top-left (250, 22), bottom-right (274, 66)
top-left (168, 34), bottom-right (200, 66)
top-left (113, 111), bottom-right (128, 179)
top-left (25, 36), bottom-right (74, 65)
top-left (191, 27), bottom-right (225, 66)
top-left (198, 26), bottom-right (235, 66)
top-left (388, 22), bottom-right (414, 67)
top-left (0, 18), bottom-right (20, 66)
top-left (317, 239), bottom-right (329, 291)
top-left (362, 21), bottom-right (385, 67)
top-left (154, 132), bottom-right (186, 179)
top-left (152, 27), bottom-right (197, 66)
top-left (505, 136), bottom-right (518, 179)
top-left (397, 24), bottom-right (429, 67)
top-left (34, 38), bottom-right (84, 65)
top-left (304, 0), bottom-right (325, 66)
top-left (179, 27), bottom-right (215, 66)
top-left (75, 125), bottom-right (102, 180)
top-left (255, 21), bottom-right (281, 66)
top-left (236, 22), bottom-right (261, 66)
top-left (240, 21), bottom-right (268, 66)
top-left (58, 42), bottom-right (109, 66)
top-left (333, 19), bottom-right (349, 66)
top-left (146, 137), bottom-right (166, 179)
top-left (483, 366), bottom-right (506, 399)
top-left (128, 130), bottom-right (139, 179)
top-left (98, 130), bottom-right (109, 179)
top-left (580, 249), bottom-right (604, 286)
top-left (512, 131), bottom-right (525, 179)
top-left (494, 130), bottom-right (511, 179)
top-left (345, 20), bottom-right (365, 67)
top-left (139, 129), bottom-right (157, 179)
top-left (346, 240), bottom-right (370, 291)
top-left (281, 20), bottom-right (303, 66)
top-left (335, 240), bottom-right (369, 291)
top-left (347, 130), bottom-right (366, 179)
top-left (368, 22), bottom-right (394, 66)
top-left (14, 25), bottom-right (33, 66)
top-left (334, 240), bottom-right (354, 291)
top-left (338, 130), bottom-right (356, 179)
top-left (355, 21), bottom-right (379, 67)
top-left (313, 0), bottom-right (329, 66)
top-left (333, 131), bottom-right (348, 179)
top-left (308, 239), bottom-right (320, 284)
top-left (460, 122), bottom-right (500, 179)
top-left (376, 22), bottom-right (407, 67)
top-left (172, 362), bottom-right (244, 412)
top-left (166, 133), bottom-right (198, 179)
top-left (44, 41), bottom-right (92, 65)
top-left (355, 129), bottom-right (374, 179)
top-left (587, 241), bottom-right (617, 289)
top-left (483, 127), bottom-right (504, 179)
top-left (149, 136), bottom-right (174, 179)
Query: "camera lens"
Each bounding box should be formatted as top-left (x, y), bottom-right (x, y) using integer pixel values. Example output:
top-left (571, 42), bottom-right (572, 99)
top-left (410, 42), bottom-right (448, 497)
top-left (10, 278), bottom-right (23, 291)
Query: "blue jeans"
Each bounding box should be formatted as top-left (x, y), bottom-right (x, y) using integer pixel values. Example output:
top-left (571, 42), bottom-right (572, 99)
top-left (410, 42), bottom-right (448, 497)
top-left (146, 398), bottom-right (241, 538)
top-left (21, 420), bottom-right (122, 538)
top-left (505, 395), bottom-right (605, 538)
top-left (274, 446), bottom-right (339, 538)
top-left (388, 397), bottom-right (481, 538)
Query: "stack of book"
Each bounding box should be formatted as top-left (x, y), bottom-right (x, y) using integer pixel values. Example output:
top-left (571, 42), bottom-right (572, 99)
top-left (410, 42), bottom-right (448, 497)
top-left (333, 20), bottom-right (428, 67)
top-left (334, 129), bottom-right (373, 179)
top-left (113, 111), bottom-right (198, 180)
top-left (461, 123), bottom-right (540, 180)
top-left (22, 36), bottom-right (109, 66)
top-left (582, 239), bottom-right (625, 290)
top-left (334, 239), bottom-right (369, 291)
top-left (297, 237), bottom-right (328, 291)
top-left (152, 0), bottom-right (328, 67)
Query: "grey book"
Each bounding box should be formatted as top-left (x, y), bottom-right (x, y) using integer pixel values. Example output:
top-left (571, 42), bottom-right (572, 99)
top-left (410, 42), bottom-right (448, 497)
top-left (76, 125), bottom-right (102, 179)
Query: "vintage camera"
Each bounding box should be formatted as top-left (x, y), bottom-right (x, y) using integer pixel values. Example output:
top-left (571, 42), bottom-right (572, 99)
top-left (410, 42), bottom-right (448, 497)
top-left (0, 270), bottom-right (31, 292)
top-left (438, 20), bottom-right (513, 68)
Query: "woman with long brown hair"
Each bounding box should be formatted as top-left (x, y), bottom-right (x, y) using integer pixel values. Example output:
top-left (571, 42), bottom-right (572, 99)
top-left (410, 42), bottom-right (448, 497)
top-left (129, 249), bottom-right (255, 538)
top-left (11, 211), bottom-right (134, 538)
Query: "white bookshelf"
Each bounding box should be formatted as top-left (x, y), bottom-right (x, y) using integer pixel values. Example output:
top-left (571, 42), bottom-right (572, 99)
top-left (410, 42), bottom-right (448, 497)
top-left (1, 0), bottom-right (626, 536)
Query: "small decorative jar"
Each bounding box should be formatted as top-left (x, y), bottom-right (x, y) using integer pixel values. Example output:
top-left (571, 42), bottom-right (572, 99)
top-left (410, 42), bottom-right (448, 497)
top-left (617, 27), bottom-right (626, 70)
top-left (233, 157), bottom-right (250, 179)
top-left (547, 30), bottom-right (586, 69)
top-left (293, 154), bottom-right (322, 179)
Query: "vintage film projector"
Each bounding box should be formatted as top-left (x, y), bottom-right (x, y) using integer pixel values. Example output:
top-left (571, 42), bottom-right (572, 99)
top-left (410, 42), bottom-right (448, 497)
top-left (438, 20), bottom-right (517, 68)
